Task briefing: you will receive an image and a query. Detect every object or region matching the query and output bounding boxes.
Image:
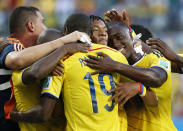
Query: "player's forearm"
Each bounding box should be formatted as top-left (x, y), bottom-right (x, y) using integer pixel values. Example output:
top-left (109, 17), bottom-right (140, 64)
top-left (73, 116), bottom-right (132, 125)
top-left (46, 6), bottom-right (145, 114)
top-left (175, 54), bottom-right (183, 65)
top-left (5, 34), bottom-right (80, 70)
top-left (23, 46), bottom-right (67, 84)
top-left (114, 62), bottom-right (166, 87)
top-left (141, 90), bottom-right (158, 107)
top-left (10, 97), bottom-right (56, 123)
top-left (10, 106), bottom-right (45, 123)
top-left (5, 38), bottom-right (67, 70)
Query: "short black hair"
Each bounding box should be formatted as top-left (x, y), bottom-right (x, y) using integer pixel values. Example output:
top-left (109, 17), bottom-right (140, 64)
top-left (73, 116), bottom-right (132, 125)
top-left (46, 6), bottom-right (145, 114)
top-left (90, 15), bottom-right (106, 25)
top-left (37, 28), bottom-right (64, 44)
top-left (130, 24), bottom-right (153, 43)
top-left (9, 6), bottom-right (39, 35)
top-left (107, 21), bottom-right (128, 30)
top-left (64, 13), bottom-right (91, 36)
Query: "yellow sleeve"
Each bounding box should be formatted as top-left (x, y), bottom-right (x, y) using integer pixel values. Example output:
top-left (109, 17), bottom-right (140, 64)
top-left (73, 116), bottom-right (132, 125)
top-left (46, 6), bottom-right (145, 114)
top-left (150, 51), bottom-right (171, 72)
top-left (41, 75), bottom-right (64, 100)
top-left (12, 70), bottom-right (26, 87)
top-left (178, 53), bottom-right (183, 57)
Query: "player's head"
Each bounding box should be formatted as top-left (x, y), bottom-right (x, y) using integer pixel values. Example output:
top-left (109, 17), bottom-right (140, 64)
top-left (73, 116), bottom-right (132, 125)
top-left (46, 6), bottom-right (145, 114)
top-left (107, 21), bottom-right (134, 59)
top-left (130, 24), bottom-right (153, 43)
top-left (9, 6), bottom-right (47, 46)
top-left (37, 28), bottom-right (64, 45)
top-left (64, 13), bottom-right (91, 36)
top-left (90, 15), bottom-right (108, 45)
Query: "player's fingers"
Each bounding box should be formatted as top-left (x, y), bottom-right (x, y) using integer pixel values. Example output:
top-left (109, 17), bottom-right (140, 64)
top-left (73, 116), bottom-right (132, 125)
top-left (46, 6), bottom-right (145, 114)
top-left (104, 16), bottom-right (111, 22)
top-left (87, 55), bottom-right (99, 61)
top-left (108, 87), bottom-right (118, 93)
top-left (57, 62), bottom-right (64, 68)
top-left (85, 62), bottom-right (100, 69)
top-left (111, 9), bottom-right (118, 16)
top-left (96, 52), bottom-right (109, 58)
top-left (104, 11), bottom-right (111, 18)
top-left (109, 10), bottom-right (116, 19)
top-left (114, 81), bottom-right (122, 87)
top-left (146, 38), bottom-right (160, 44)
top-left (109, 92), bottom-right (120, 101)
top-left (84, 58), bottom-right (98, 64)
top-left (150, 45), bottom-right (162, 52)
top-left (115, 94), bottom-right (126, 105)
top-left (52, 70), bottom-right (61, 76)
top-left (156, 39), bottom-right (165, 48)
top-left (54, 68), bottom-right (64, 76)
top-left (122, 9), bottom-right (127, 20)
top-left (52, 66), bottom-right (64, 76)
top-left (120, 96), bottom-right (129, 107)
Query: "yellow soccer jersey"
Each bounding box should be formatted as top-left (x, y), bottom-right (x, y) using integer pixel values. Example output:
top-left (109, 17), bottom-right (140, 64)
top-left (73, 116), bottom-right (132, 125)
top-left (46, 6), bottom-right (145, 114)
top-left (42, 44), bottom-right (128, 131)
top-left (178, 53), bottom-right (183, 57)
top-left (126, 50), bottom-right (177, 131)
top-left (12, 70), bottom-right (65, 131)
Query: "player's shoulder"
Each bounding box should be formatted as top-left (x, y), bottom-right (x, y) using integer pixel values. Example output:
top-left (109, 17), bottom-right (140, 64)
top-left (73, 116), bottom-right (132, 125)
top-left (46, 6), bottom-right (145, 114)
top-left (90, 44), bottom-right (122, 57)
top-left (91, 44), bottom-right (118, 52)
top-left (90, 44), bottom-right (128, 63)
top-left (147, 50), bottom-right (164, 58)
top-left (7, 37), bottom-right (24, 51)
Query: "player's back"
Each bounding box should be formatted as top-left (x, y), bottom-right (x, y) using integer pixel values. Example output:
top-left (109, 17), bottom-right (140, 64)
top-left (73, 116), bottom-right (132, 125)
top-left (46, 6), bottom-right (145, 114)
top-left (62, 44), bottom-right (128, 131)
top-left (12, 70), bottom-right (65, 131)
top-left (126, 51), bottom-right (177, 131)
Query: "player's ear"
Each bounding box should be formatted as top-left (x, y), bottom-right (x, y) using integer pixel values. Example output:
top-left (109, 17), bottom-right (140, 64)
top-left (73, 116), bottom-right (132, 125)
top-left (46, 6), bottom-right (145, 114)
top-left (64, 26), bottom-right (68, 35)
top-left (26, 21), bottom-right (35, 32)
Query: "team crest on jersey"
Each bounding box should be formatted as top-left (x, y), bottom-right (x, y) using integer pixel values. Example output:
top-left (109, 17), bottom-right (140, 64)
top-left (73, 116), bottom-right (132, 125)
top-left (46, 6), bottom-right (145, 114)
top-left (159, 60), bottom-right (169, 70)
top-left (43, 77), bottom-right (52, 89)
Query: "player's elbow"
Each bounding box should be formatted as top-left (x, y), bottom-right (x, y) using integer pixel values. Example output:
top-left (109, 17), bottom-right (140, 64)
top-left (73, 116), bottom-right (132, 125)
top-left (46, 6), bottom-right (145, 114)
top-left (151, 77), bottom-right (164, 87)
top-left (22, 67), bottom-right (41, 85)
top-left (5, 53), bottom-right (25, 70)
top-left (146, 72), bottom-right (166, 87)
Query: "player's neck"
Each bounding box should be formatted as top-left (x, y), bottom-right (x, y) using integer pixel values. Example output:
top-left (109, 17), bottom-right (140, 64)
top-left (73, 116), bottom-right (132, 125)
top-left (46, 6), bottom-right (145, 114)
top-left (11, 33), bottom-right (36, 48)
top-left (128, 52), bottom-right (142, 65)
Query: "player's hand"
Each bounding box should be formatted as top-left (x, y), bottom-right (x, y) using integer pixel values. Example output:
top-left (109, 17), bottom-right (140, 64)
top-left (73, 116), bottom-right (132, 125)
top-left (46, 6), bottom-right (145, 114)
top-left (146, 38), bottom-right (178, 62)
top-left (104, 9), bottom-right (130, 28)
top-left (51, 62), bottom-right (64, 76)
top-left (84, 52), bottom-right (116, 75)
top-left (0, 38), bottom-right (13, 52)
top-left (108, 81), bottom-right (140, 107)
top-left (62, 31), bottom-right (91, 44)
top-left (63, 43), bottom-right (91, 55)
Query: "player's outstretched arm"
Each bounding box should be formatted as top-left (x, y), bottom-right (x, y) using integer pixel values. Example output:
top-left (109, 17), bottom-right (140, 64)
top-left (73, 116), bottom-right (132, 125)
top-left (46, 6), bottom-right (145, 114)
top-left (146, 38), bottom-right (183, 73)
top-left (108, 81), bottom-right (158, 107)
top-left (146, 38), bottom-right (178, 62)
top-left (22, 43), bottom-right (90, 85)
top-left (85, 52), bottom-right (167, 87)
top-left (5, 31), bottom-right (90, 70)
top-left (10, 96), bottom-right (56, 123)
